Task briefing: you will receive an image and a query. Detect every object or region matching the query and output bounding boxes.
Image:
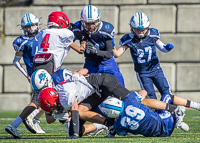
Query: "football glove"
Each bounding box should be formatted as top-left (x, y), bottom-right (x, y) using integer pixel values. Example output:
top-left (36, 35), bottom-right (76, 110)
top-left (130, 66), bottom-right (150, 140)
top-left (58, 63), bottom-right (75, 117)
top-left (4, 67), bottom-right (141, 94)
top-left (163, 43), bottom-right (174, 51)
top-left (70, 72), bottom-right (80, 83)
top-left (53, 112), bottom-right (69, 121)
top-left (86, 42), bottom-right (97, 54)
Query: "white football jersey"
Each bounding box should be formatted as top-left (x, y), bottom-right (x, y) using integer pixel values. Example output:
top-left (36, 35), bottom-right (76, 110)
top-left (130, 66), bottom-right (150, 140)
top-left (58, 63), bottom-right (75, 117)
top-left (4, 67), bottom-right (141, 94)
top-left (55, 75), bottom-right (94, 110)
top-left (36, 28), bottom-right (74, 71)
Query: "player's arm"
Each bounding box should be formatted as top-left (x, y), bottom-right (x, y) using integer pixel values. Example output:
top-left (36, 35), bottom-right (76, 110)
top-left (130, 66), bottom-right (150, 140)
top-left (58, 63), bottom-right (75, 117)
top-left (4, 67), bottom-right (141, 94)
top-left (113, 45), bottom-right (128, 58)
top-left (45, 111), bottom-right (70, 124)
top-left (45, 112), bottom-right (56, 124)
top-left (70, 42), bottom-right (85, 54)
top-left (156, 39), bottom-right (174, 53)
top-left (13, 51), bottom-right (30, 82)
top-left (72, 68), bottom-right (89, 76)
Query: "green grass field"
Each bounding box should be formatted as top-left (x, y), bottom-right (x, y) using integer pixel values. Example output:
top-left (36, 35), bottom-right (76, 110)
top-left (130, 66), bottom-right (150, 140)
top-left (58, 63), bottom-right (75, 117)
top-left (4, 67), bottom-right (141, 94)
top-left (0, 109), bottom-right (200, 143)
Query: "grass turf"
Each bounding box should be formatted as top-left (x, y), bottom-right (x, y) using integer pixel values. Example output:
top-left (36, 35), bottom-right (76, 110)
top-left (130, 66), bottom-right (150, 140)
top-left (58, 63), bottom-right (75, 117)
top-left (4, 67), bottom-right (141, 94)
top-left (0, 109), bottom-right (200, 143)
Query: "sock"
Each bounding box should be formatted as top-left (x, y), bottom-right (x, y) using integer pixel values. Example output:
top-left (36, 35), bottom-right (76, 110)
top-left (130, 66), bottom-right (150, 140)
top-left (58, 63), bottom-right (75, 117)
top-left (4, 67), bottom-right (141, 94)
top-left (30, 109), bottom-right (39, 117)
top-left (93, 123), bottom-right (104, 131)
top-left (187, 100), bottom-right (200, 110)
top-left (165, 104), bottom-right (177, 113)
top-left (70, 110), bottom-right (80, 137)
top-left (12, 116), bottom-right (23, 127)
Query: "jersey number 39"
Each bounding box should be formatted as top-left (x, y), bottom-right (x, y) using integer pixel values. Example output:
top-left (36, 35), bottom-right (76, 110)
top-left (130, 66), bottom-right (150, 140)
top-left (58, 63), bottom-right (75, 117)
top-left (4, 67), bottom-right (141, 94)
top-left (120, 105), bottom-right (145, 130)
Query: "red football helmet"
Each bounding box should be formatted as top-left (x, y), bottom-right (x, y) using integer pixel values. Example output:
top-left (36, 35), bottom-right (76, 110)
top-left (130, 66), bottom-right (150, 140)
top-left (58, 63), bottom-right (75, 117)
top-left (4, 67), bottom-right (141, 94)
top-left (38, 87), bottom-right (59, 113)
top-left (47, 11), bottom-right (70, 29)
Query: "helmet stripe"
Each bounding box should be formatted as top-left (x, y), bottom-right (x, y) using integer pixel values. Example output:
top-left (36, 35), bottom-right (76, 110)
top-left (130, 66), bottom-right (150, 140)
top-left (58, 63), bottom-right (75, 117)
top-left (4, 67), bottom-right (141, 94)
top-left (31, 70), bottom-right (39, 91)
top-left (26, 13), bottom-right (31, 23)
top-left (101, 104), bottom-right (122, 112)
top-left (138, 12), bottom-right (142, 26)
top-left (88, 5), bottom-right (92, 18)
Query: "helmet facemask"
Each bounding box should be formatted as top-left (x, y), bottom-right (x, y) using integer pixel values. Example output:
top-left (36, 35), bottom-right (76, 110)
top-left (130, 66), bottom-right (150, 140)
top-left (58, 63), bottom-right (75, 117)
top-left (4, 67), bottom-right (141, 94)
top-left (129, 12), bottom-right (150, 40)
top-left (130, 26), bottom-right (149, 40)
top-left (21, 13), bottom-right (40, 36)
top-left (81, 19), bottom-right (101, 34)
top-left (80, 5), bottom-right (101, 35)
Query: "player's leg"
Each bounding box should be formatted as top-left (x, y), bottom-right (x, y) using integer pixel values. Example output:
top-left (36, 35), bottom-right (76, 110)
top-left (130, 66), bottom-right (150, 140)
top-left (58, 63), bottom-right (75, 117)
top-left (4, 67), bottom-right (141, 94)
top-left (137, 73), bottom-right (157, 99)
top-left (5, 102), bottom-right (37, 138)
top-left (153, 68), bottom-right (171, 97)
top-left (161, 93), bottom-right (200, 111)
top-left (99, 57), bottom-right (125, 87)
top-left (100, 73), bottom-right (130, 100)
top-left (159, 94), bottom-right (189, 131)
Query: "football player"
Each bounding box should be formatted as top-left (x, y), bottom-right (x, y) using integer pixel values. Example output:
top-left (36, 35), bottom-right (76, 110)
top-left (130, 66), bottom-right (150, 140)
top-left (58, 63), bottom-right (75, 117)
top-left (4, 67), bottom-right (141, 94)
top-left (10, 13), bottom-right (45, 135)
top-left (101, 94), bottom-right (187, 137)
top-left (73, 5), bottom-right (125, 86)
top-left (5, 11), bottom-right (84, 139)
top-left (32, 11), bottom-right (85, 74)
top-left (113, 12), bottom-right (174, 99)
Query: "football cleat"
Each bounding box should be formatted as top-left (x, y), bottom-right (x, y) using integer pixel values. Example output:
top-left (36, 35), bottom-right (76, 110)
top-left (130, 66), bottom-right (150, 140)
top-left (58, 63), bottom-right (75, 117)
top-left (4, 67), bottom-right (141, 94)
top-left (87, 124), bottom-right (108, 136)
top-left (33, 119), bottom-right (45, 133)
top-left (23, 114), bottom-right (36, 134)
top-left (105, 125), bottom-right (116, 138)
top-left (174, 106), bottom-right (186, 129)
top-left (5, 123), bottom-right (22, 139)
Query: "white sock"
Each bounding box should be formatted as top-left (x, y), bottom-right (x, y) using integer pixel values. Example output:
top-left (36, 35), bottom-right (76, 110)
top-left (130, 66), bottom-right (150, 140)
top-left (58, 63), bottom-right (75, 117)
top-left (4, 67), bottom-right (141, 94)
top-left (30, 109), bottom-right (39, 117)
top-left (93, 123), bottom-right (104, 131)
top-left (190, 101), bottom-right (200, 110)
top-left (12, 116), bottom-right (23, 128)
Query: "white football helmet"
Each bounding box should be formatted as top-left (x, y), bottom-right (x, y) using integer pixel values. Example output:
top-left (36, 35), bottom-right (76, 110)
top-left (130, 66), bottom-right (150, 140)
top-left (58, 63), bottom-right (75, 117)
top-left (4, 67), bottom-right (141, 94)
top-left (21, 13), bottom-right (40, 36)
top-left (130, 12), bottom-right (150, 39)
top-left (80, 5), bottom-right (101, 34)
top-left (101, 97), bottom-right (124, 118)
top-left (30, 69), bottom-right (53, 91)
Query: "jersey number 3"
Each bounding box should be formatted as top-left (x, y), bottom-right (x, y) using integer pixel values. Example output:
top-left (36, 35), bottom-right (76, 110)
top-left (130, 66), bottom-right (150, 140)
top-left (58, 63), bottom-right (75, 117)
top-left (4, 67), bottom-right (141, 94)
top-left (41, 34), bottom-right (50, 52)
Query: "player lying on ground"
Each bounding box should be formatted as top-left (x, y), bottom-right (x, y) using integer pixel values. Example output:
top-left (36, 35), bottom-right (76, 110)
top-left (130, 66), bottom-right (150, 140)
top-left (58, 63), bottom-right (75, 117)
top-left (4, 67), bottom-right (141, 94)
top-left (101, 94), bottom-right (188, 137)
top-left (38, 68), bottom-right (200, 139)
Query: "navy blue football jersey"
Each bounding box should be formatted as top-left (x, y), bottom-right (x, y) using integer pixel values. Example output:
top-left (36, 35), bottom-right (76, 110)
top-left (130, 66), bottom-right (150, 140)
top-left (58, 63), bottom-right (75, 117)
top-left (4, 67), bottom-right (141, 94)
top-left (114, 92), bottom-right (173, 137)
top-left (73, 20), bottom-right (115, 61)
top-left (120, 28), bottom-right (160, 74)
top-left (13, 35), bottom-right (38, 76)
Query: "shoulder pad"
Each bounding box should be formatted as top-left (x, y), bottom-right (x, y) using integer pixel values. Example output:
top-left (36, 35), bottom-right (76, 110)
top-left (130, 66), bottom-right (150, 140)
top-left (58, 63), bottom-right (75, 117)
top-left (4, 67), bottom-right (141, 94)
top-left (73, 21), bottom-right (82, 30)
top-left (99, 21), bottom-right (115, 38)
top-left (12, 36), bottom-right (27, 52)
top-left (119, 33), bottom-right (132, 46)
top-left (149, 28), bottom-right (160, 38)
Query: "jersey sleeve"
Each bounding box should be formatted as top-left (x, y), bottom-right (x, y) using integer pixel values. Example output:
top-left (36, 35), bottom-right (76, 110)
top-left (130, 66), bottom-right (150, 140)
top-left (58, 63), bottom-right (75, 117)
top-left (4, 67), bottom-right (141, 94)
top-left (63, 29), bottom-right (75, 47)
top-left (72, 21), bottom-right (82, 41)
top-left (149, 28), bottom-right (160, 42)
top-left (100, 21), bottom-right (115, 39)
top-left (119, 33), bottom-right (132, 46)
top-left (12, 37), bottom-right (25, 52)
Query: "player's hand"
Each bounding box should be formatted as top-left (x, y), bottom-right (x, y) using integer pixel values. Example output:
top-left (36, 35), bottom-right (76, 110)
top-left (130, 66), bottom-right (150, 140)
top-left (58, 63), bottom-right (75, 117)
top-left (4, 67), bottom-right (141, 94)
top-left (53, 112), bottom-right (69, 120)
top-left (163, 43), bottom-right (174, 51)
top-left (67, 23), bottom-right (74, 31)
top-left (27, 76), bottom-right (31, 83)
top-left (86, 42), bottom-right (97, 54)
top-left (70, 72), bottom-right (80, 83)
